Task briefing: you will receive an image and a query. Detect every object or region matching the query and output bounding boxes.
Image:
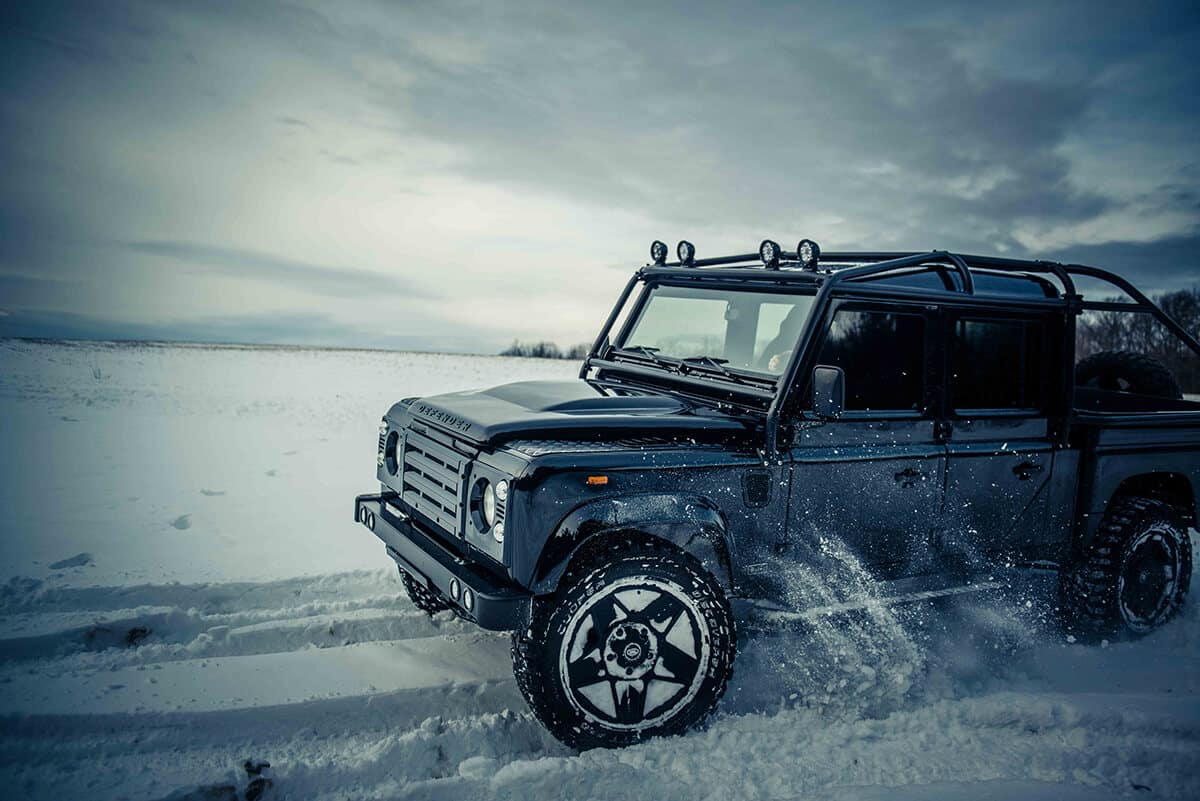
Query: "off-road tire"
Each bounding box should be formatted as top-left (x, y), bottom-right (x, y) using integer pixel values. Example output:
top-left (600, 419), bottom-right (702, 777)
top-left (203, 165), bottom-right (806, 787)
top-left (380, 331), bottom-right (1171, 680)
top-left (1059, 496), bottom-right (1192, 639)
top-left (1075, 350), bottom-right (1183, 399)
top-left (512, 535), bottom-right (736, 751)
top-left (399, 567), bottom-right (453, 616)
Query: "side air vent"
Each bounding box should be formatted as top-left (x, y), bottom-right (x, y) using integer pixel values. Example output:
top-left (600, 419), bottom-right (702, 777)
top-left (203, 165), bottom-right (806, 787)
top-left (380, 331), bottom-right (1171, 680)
top-left (743, 471), bottom-right (771, 507)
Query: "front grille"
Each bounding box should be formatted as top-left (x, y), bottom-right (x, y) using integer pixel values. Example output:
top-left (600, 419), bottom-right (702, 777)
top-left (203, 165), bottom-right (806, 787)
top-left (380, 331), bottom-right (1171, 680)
top-left (401, 428), bottom-right (469, 537)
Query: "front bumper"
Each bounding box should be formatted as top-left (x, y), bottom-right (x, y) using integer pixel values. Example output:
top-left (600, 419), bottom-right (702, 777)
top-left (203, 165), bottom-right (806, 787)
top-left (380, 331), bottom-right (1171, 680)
top-left (354, 493), bottom-right (531, 630)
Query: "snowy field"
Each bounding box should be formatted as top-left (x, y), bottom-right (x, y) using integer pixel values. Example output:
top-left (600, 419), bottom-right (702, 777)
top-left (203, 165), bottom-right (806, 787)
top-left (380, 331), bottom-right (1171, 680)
top-left (0, 339), bottom-right (1197, 801)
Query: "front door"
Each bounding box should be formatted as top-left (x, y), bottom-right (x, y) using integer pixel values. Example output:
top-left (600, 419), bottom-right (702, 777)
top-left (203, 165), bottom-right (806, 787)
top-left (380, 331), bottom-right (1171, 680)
top-left (787, 305), bottom-right (946, 579)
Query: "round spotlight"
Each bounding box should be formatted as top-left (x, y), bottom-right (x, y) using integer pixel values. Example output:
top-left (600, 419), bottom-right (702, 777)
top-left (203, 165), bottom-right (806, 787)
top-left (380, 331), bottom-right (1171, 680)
top-left (462, 588), bottom-right (475, 612)
top-left (358, 507), bottom-right (367, 523)
top-left (368, 512), bottom-right (376, 530)
top-left (449, 578), bottom-right (461, 601)
top-left (495, 480), bottom-right (509, 503)
top-left (650, 240), bottom-right (668, 265)
top-left (677, 240), bottom-right (696, 266)
top-left (493, 521), bottom-right (505, 543)
top-left (797, 238), bottom-right (821, 269)
top-left (759, 239), bottom-right (782, 269)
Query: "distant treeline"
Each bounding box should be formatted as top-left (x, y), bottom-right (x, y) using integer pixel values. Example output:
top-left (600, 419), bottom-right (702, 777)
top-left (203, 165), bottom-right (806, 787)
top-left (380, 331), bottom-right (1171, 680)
top-left (500, 340), bottom-right (590, 360)
top-left (1077, 287), bottom-right (1200, 392)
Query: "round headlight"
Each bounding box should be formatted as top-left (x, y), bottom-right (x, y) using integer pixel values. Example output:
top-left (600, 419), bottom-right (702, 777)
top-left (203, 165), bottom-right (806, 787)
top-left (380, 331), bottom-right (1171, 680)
top-left (493, 521), bottom-right (505, 543)
top-left (482, 482), bottom-right (496, 527)
top-left (495, 480), bottom-right (509, 503)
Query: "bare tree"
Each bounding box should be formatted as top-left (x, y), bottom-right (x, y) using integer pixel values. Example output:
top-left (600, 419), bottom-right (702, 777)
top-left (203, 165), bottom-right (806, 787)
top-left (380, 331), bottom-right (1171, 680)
top-left (1076, 287), bottom-right (1200, 392)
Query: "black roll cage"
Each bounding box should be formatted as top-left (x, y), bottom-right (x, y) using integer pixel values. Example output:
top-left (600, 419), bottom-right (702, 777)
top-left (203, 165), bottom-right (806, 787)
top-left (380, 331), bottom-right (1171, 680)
top-left (581, 250), bottom-right (1200, 453)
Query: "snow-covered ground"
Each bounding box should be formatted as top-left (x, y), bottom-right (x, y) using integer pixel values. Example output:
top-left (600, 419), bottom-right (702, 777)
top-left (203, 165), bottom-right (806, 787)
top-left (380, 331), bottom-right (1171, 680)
top-left (0, 339), bottom-right (1197, 800)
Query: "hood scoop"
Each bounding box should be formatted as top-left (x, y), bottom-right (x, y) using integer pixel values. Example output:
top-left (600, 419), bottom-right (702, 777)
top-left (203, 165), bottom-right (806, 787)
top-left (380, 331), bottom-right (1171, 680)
top-left (482, 381), bottom-right (686, 415)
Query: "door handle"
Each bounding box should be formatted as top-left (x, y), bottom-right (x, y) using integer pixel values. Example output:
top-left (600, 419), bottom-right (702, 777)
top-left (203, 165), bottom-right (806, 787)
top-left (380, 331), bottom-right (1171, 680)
top-left (1012, 461), bottom-right (1044, 481)
top-left (894, 467), bottom-right (923, 488)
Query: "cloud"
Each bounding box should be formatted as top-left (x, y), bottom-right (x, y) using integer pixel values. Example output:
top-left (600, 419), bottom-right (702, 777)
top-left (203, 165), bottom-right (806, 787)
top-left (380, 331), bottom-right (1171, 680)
top-left (0, 307), bottom-right (500, 353)
top-left (0, 272), bottom-right (82, 305)
top-left (1045, 231), bottom-right (1200, 295)
top-left (122, 240), bottom-right (439, 300)
top-left (0, 0), bottom-right (1196, 349)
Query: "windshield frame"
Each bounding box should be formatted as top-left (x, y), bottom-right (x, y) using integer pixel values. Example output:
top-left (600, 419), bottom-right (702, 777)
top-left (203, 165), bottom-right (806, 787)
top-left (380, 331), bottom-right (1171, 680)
top-left (582, 278), bottom-right (821, 407)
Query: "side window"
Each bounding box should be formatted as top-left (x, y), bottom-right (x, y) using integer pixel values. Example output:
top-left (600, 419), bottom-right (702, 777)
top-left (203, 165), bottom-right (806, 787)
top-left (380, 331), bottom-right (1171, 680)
top-left (950, 318), bottom-right (1044, 411)
top-left (815, 310), bottom-right (925, 412)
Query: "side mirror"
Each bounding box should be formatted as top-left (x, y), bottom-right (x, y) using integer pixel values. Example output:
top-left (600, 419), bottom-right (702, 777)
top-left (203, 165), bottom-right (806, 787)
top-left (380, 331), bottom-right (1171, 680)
top-left (812, 365), bottom-right (845, 419)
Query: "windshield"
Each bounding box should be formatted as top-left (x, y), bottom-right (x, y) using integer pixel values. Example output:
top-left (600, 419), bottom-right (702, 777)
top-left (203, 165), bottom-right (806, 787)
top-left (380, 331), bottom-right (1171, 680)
top-left (617, 284), bottom-right (816, 375)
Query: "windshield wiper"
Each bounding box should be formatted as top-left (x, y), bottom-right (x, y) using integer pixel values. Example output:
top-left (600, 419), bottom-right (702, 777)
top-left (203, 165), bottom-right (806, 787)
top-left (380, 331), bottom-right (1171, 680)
top-left (612, 347), bottom-right (773, 390)
top-left (680, 355), bottom-right (731, 374)
top-left (679, 355), bottom-right (779, 389)
top-left (620, 345), bottom-right (664, 358)
top-left (613, 344), bottom-right (682, 367)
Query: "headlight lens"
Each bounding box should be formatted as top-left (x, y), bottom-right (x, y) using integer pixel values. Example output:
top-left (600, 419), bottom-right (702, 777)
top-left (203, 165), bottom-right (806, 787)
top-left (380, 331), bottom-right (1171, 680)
top-left (482, 482), bottom-right (496, 527)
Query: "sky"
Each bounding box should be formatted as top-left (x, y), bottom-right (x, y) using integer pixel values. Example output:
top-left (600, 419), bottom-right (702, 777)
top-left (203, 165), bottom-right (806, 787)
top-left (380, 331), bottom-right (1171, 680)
top-left (0, 0), bottom-right (1197, 354)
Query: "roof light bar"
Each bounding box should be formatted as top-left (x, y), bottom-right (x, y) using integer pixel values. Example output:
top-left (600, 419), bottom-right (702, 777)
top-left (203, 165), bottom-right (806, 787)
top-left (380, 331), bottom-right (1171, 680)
top-left (759, 239), bottom-right (782, 270)
top-left (677, 240), bottom-right (696, 267)
top-left (650, 240), bottom-right (668, 266)
top-left (797, 238), bottom-right (821, 270)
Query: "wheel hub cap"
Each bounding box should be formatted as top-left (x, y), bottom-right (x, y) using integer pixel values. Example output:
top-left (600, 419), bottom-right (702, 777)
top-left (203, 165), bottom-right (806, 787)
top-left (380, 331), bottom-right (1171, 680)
top-left (1119, 527), bottom-right (1180, 632)
top-left (559, 578), bottom-right (710, 730)
top-left (605, 622), bottom-right (657, 679)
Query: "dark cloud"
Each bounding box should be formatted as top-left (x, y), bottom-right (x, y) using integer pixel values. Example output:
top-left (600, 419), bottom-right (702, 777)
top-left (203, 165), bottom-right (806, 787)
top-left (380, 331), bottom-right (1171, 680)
top-left (121, 241), bottom-right (439, 300)
top-left (1046, 232), bottom-right (1200, 295)
top-left (0, 273), bottom-right (82, 305)
top-left (0, 0), bottom-right (1196, 347)
top-left (353, 8), bottom-right (1104, 232)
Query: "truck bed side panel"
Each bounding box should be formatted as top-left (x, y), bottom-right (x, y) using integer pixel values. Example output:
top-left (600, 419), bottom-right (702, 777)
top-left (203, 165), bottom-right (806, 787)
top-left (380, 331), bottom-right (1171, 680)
top-left (1073, 413), bottom-right (1200, 546)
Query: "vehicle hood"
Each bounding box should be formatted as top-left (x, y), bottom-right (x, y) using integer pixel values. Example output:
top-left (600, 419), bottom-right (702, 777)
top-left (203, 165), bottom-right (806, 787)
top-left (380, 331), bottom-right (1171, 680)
top-left (387, 380), bottom-right (751, 445)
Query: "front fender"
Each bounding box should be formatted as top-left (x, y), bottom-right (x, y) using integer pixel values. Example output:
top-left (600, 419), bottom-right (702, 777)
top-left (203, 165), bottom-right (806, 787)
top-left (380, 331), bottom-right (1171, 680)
top-left (528, 492), bottom-right (734, 595)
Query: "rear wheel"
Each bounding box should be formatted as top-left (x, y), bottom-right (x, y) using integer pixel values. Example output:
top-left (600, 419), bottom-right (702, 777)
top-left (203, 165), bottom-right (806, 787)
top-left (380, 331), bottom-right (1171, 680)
top-left (512, 535), bottom-right (735, 750)
top-left (1060, 496), bottom-right (1192, 638)
top-left (398, 568), bottom-right (453, 616)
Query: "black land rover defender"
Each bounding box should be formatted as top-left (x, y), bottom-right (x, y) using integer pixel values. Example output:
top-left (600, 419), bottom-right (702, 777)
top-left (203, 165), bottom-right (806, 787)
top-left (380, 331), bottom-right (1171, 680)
top-left (355, 239), bottom-right (1200, 750)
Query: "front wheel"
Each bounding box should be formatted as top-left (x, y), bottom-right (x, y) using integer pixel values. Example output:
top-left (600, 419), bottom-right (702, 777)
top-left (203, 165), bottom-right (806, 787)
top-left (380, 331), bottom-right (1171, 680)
top-left (512, 535), bottom-right (736, 750)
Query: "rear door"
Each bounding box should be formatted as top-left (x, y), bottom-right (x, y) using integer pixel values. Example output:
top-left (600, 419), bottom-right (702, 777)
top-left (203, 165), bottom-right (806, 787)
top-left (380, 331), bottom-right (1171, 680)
top-left (788, 302), bottom-right (946, 577)
top-left (939, 310), bottom-right (1063, 564)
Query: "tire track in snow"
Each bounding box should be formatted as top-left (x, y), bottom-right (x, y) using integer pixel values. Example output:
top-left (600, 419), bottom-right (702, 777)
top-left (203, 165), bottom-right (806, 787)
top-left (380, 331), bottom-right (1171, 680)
top-left (2, 565), bottom-right (1198, 800)
top-left (0, 569), bottom-right (403, 615)
top-left (0, 568), bottom-right (568, 801)
top-left (0, 569), bottom-right (473, 675)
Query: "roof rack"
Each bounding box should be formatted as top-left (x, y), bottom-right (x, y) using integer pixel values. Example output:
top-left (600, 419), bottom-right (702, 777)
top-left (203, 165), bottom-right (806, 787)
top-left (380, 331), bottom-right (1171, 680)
top-left (642, 248), bottom-right (1200, 358)
top-left (585, 243), bottom-right (1200, 455)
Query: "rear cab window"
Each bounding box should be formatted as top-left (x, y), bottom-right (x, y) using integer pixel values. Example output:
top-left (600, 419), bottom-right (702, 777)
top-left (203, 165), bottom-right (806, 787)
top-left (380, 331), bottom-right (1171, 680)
top-left (949, 316), bottom-right (1050, 414)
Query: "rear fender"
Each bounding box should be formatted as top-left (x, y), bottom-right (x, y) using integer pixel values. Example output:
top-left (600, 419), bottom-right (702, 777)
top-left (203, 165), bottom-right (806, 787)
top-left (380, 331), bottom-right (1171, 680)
top-left (529, 493), bottom-right (733, 595)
